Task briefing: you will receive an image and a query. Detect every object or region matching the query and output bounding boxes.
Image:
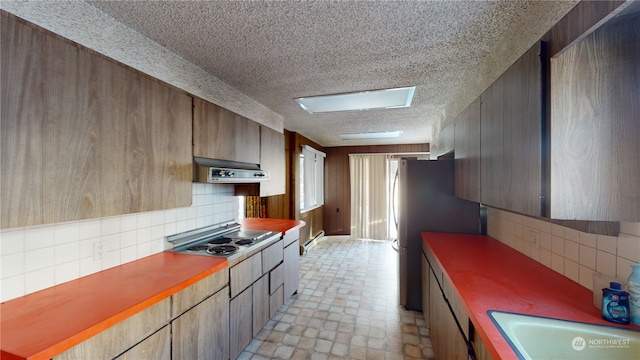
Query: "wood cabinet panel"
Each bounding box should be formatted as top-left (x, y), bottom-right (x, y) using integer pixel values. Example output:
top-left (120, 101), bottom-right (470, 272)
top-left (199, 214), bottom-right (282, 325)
top-left (229, 286), bottom-right (253, 360)
top-left (172, 287), bottom-right (229, 360)
top-left (260, 126), bottom-right (286, 196)
top-left (0, 14), bottom-right (192, 228)
top-left (172, 270), bottom-right (229, 317)
top-left (117, 325), bottom-right (170, 360)
top-left (421, 250), bottom-right (430, 327)
top-left (262, 239), bottom-right (283, 273)
top-left (480, 42), bottom-right (543, 217)
top-left (193, 97), bottom-right (260, 165)
top-left (252, 275), bottom-right (270, 337)
top-left (230, 252), bottom-right (262, 298)
top-left (122, 73), bottom-right (193, 214)
top-left (429, 267), bottom-right (468, 360)
top-left (54, 298), bottom-right (170, 360)
top-left (284, 239), bottom-right (300, 299)
top-left (270, 263), bottom-right (284, 294)
top-left (270, 285), bottom-right (285, 317)
top-left (454, 97), bottom-right (481, 202)
top-left (550, 14), bottom-right (640, 221)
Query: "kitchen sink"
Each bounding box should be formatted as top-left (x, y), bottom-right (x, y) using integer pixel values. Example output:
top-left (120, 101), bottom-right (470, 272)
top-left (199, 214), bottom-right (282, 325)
top-left (488, 310), bottom-right (640, 360)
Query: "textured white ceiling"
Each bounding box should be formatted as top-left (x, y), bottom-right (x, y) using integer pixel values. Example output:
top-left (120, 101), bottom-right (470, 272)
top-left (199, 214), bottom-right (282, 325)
top-left (55, 1), bottom-right (583, 146)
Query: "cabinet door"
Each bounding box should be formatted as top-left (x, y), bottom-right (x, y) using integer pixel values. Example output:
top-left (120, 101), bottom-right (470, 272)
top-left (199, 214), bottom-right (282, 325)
top-left (284, 239), bottom-right (300, 299)
top-left (481, 42), bottom-right (543, 217)
top-left (0, 15), bottom-right (192, 228)
top-left (230, 286), bottom-right (253, 360)
top-left (117, 325), bottom-right (170, 360)
top-left (421, 250), bottom-right (430, 326)
top-left (252, 275), bottom-right (270, 337)
top-left (260, 126), bottom-right (286, 196)
top-left (550, 15), bottom-right (640, 221)
top-left (429, 270), bottom-right (468, 360)
top-left (454, 98), bottom-right (481, 203)
top-left (193, 98), bottom-right (260, 164)
top-left (172, 287), bottom-right (229, 360)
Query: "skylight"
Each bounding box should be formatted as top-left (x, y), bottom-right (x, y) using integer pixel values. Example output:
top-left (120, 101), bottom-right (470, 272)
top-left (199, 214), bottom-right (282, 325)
top-left (295, 86), bottom-right (415, 114)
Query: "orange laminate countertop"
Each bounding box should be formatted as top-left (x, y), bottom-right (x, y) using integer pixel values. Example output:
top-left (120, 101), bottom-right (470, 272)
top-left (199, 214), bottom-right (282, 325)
top-left (1, 253), bottom-right (227, 360)
top-left (238, 218), bottom-right (305, 235)
top-left (422, 232), bottom-right (640, 360)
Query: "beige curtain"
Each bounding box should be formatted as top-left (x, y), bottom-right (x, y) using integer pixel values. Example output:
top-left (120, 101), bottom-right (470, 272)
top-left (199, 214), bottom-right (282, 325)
top-left (349, 154), bottom-right (392, 240)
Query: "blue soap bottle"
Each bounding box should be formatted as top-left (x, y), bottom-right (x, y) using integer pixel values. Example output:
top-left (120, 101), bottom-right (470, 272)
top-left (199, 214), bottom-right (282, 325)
top-left (601, 282), bottom-right (630, 324)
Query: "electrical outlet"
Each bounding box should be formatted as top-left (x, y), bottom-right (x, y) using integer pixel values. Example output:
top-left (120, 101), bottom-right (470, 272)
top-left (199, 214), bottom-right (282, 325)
top-left (93, 240), bottom-right (105, 260)
top-left (529, 230), bottom-right (539, 248)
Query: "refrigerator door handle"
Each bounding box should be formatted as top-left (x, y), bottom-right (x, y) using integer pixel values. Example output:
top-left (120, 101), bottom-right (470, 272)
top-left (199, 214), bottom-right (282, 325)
top-left (391, 238), bottom-right (400, 253)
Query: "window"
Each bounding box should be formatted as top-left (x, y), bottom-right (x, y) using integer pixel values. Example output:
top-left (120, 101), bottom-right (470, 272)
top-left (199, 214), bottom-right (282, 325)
top-left (300, 145), bottom-right (326, 212)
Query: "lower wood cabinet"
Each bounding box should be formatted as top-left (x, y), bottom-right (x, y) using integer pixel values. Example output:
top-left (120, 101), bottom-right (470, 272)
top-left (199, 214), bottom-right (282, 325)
top-left (171, 287), bottom-right (229, 360)
top-left (424, 244), bottom-right (491, 360)
top-left (53, 298), bottom-right (171, 360)
top-left (117, 326), bottom-right (170, 360)
top-left (283, 236), bottom-right (300, 299)
top-left (252, 275), bottom-right (270, 337)
top-left (230, 286), bottom-right (253, 360)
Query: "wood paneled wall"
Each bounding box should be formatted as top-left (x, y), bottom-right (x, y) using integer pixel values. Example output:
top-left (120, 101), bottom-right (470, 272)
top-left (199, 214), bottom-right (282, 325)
top-left (265, 129), bottom-right (293, 220)
top-left (324, 143), bottom-right (430, 236)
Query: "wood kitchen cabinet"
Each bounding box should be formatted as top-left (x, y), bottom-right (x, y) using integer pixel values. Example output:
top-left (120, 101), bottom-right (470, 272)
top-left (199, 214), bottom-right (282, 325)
top-left (171, 270), bottom-right (229, 360)
top-left (424, 243), bottom-right (482, 360)
top-left (550, 13), bottom-right (640, 221)
top-left (0, 13), bottom-right (193, 228)
top-left (54, 298), bottom-right (171, 360)
top-left (283, 229), bottom-right (301, 299)
top-left (454, 97), bottom-right (481, 203)
top-left (228, 238), bottom-right (287, 359)
top-left (193, 97), bottom-right (261, 165)
top-left (260, 126), bottom-right (286, 196)
top-left (480, 41), bottom-right (544, 217)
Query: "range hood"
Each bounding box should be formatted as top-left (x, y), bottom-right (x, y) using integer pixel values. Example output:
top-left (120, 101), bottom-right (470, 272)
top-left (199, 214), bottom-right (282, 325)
top-left (193, 157), bottom-right (269, 184)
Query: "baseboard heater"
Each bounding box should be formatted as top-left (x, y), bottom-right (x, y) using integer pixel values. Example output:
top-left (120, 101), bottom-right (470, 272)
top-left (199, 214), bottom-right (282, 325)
top-left (301, 230), bottom-right (325, 255)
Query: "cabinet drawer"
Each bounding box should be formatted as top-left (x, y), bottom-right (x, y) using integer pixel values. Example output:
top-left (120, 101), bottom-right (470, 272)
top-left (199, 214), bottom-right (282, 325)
top-left (270, 263), bottom-right (284, 294)
top-left (283, 229), bottom-right (300, 247)
top-left (172, 269), bottom-right (229, 317)
top-left (230, 252), bottom-right (262, 298)
top-left (54, 298), bottom-right (170, 360)
top-left (262, 239), bottom-right (283, 273)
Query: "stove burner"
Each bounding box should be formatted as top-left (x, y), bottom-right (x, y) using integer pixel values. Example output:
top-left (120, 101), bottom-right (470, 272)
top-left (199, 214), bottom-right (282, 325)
top-left (235, 239), bottom-right (253, 246)
top-left (207, 237), bottom-right (233, 245)
top-left (186, 244), bottom-right (210, 252)
top-left (207, 245), bottom-right (238, 255)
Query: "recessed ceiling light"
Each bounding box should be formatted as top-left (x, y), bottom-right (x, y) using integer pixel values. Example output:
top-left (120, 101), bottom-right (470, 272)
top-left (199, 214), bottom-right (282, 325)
top-left (338, 131), bottom-right (403, 140)
top-left (295, 86), bottom-right (415, 114)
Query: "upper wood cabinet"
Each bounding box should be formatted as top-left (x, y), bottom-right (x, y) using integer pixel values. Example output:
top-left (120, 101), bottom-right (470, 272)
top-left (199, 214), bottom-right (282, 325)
top-left (550, 14), bottom-right (640, 221)
top-left (480, 41), bottom-right (544, 217)
top-left (193, 98), bottom-right (260, 165)
top-left (260, 126), bottom-right (286, 196)
top-left (0, 13), bottom-right (192, 228)
top-left (454, 97), bottom-right (481, 203)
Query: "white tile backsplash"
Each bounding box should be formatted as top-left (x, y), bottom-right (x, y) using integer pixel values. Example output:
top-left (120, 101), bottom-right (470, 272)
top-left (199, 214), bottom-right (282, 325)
top-left (487, 207), bottom-right (640, 292)
top-left (0, 183), bottom-right (239, 302)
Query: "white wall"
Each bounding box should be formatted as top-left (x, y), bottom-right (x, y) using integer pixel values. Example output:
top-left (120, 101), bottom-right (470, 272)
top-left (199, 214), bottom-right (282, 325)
top-left (487, 207), bottom-right (640, 292)
top-left (0, 183), bottom-right (239, 302)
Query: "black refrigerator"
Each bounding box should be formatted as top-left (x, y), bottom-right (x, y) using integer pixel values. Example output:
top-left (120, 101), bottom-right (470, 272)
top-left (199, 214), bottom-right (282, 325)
top-left (395, 158), bottom-right (481, 311)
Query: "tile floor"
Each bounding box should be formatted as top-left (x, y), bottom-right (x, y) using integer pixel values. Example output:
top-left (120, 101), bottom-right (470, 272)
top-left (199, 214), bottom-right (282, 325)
top-left (239, 236), bottom-right (435, 360)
